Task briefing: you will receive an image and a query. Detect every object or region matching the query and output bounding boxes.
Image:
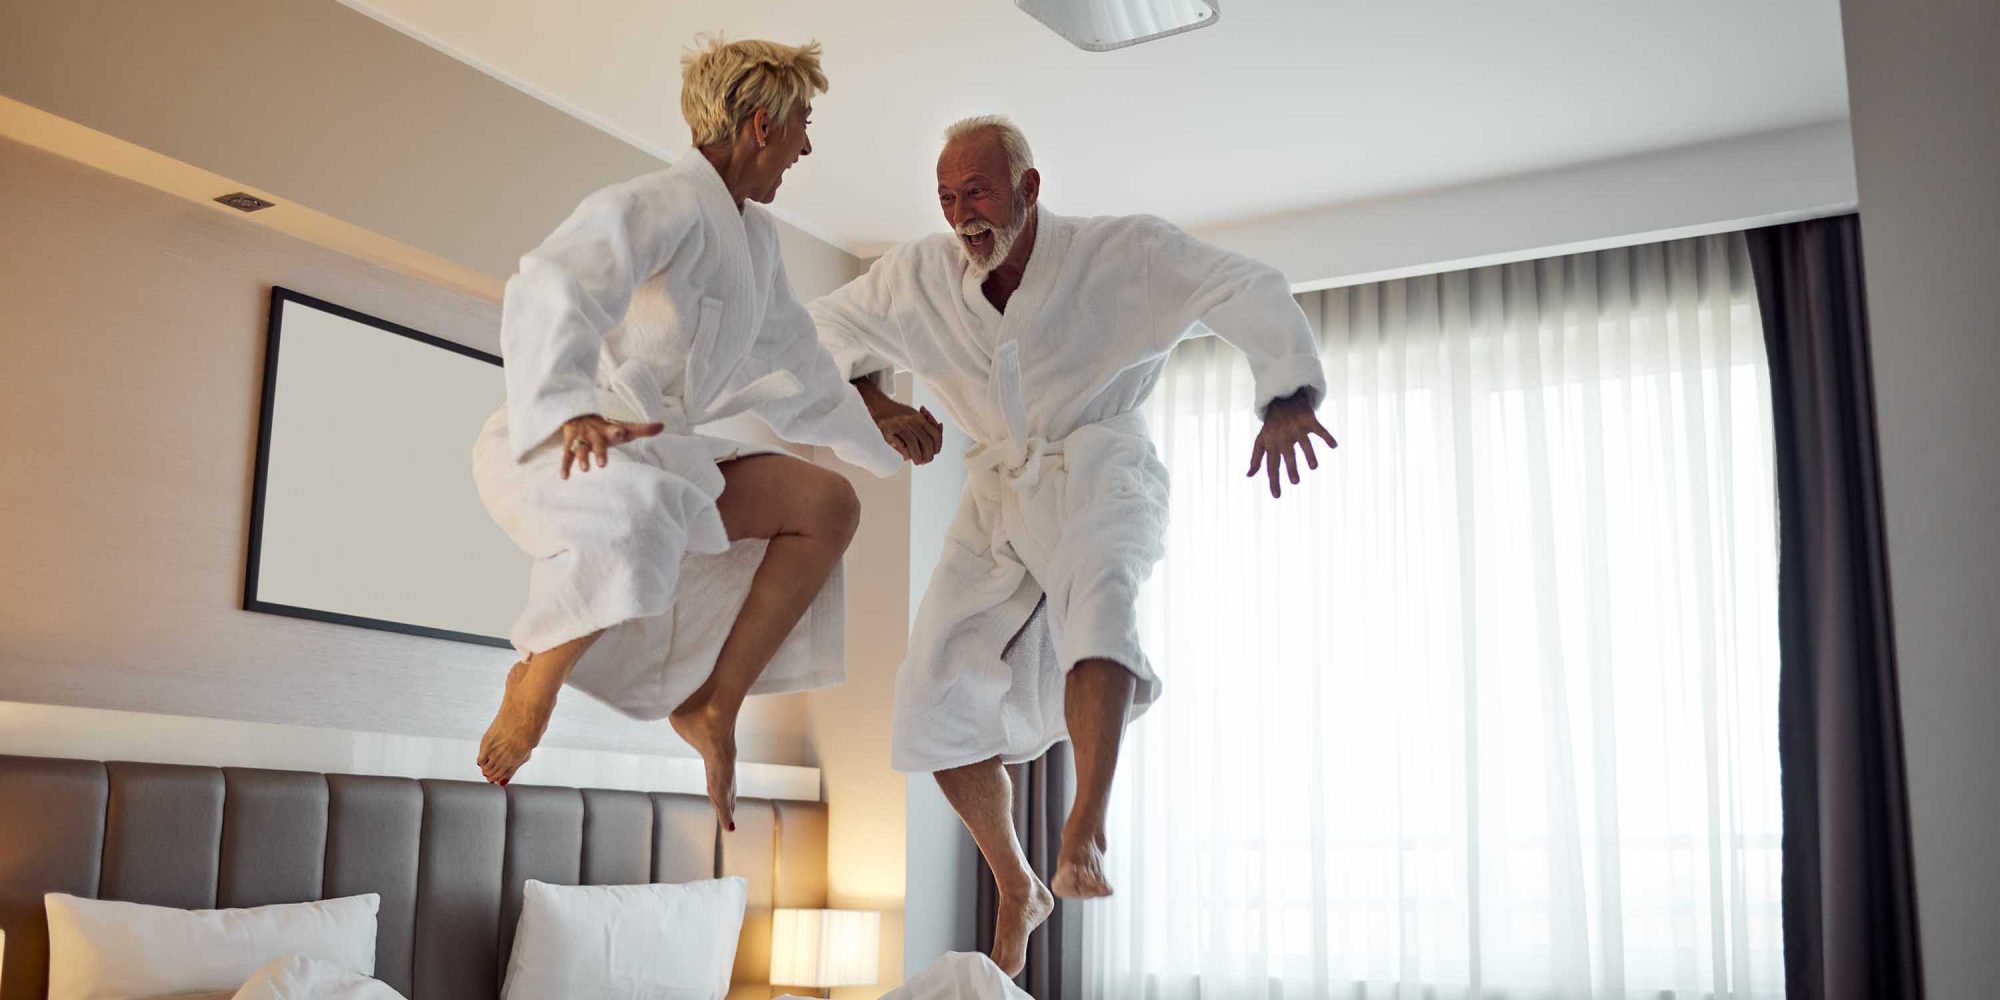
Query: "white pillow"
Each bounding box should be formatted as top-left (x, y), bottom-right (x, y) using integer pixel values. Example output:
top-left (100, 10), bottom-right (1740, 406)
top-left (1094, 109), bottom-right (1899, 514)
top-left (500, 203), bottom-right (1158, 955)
top-left (231, 954), bottom-right (405, 1000)
top-left (501, 877), bottom-right (747, 1000)
top-left (44, 892), bottom-right (379, 1000)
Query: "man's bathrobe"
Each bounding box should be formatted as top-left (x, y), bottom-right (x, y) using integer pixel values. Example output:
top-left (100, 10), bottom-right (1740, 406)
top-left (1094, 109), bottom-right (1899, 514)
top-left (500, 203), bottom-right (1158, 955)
top-left (811, 206), bottom-right (1327, 772)
top-left (472, 154), bottom-right (901, 720)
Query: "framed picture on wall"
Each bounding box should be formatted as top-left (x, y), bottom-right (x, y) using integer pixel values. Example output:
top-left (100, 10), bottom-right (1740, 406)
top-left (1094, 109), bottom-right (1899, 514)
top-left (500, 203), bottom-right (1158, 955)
top-left (244, 287), bottom-right (523, 648)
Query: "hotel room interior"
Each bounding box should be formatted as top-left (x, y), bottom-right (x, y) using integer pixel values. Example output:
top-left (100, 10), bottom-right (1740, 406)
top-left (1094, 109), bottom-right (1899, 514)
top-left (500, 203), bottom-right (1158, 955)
top-left (0, 1), bottom-right (1993, 998)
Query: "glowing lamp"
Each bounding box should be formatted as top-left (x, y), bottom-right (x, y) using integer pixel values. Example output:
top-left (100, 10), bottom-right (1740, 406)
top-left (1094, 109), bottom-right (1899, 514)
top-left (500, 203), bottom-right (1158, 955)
top-left (769, 908), bottom-right (880, 993)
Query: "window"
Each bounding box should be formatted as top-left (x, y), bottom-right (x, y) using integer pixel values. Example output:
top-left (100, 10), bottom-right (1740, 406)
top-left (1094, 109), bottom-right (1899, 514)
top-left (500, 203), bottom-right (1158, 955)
top-left (1083, 233), bottom-right (1784, 1000)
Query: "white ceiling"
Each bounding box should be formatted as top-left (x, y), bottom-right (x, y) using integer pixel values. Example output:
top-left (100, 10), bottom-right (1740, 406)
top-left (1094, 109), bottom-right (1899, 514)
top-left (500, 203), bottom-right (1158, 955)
top-left (340, 0), bottom-right (1851, 257)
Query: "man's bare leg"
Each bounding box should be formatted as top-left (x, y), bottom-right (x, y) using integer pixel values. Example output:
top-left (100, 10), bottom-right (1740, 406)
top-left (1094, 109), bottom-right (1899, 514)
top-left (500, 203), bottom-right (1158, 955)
top-left (935, 758), bottom-right (1055, 978)
top-left (1052, 657), bottom-right (1137, 899)
top-left (671, 454), bottom-right (861, 831)
top-left (478, 630), bottom-right (600, 785)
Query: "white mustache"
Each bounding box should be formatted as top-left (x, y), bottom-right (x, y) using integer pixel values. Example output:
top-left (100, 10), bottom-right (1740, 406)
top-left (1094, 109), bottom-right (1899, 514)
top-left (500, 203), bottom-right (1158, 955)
top-left (956, 221), bottom-right (994, 237)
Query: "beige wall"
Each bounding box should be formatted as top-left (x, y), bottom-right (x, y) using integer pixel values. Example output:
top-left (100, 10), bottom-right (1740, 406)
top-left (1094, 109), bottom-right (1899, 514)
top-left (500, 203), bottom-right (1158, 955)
top-left (1839, 2), bottom-right (2000, 995)
top-left (900, 381), bottom-right (982, 974)
top-left (809, 419), bottom-right (914, 994)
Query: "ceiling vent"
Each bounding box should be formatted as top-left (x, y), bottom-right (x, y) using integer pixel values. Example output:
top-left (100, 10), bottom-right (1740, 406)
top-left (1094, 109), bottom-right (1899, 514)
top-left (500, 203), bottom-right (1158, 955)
top-left (215, 192), bottom-right (276, 213)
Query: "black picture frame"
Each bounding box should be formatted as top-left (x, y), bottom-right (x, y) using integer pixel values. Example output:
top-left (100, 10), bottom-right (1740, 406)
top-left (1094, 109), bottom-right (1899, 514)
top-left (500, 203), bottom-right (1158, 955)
top-left (243, 286), bottom-right (513, 649)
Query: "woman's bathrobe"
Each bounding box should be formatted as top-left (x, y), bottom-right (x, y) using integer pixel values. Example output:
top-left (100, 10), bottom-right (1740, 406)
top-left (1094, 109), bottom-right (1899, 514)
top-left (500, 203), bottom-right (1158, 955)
top-left (473, 154), bottom-right (902, 721)
top-left (810, 206), bottom-right (1327, 772)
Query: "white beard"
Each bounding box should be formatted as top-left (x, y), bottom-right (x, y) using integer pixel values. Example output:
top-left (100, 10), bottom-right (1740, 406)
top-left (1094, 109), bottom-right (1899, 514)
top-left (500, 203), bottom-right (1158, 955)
top-left (956, 195), bottom-right (1029, 278)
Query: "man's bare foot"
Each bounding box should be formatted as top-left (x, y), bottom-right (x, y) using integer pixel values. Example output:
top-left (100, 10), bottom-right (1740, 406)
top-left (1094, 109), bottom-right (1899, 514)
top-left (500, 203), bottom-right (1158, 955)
top-left (1051, 827), bottom-right (1114, 899)
top-left (669, 700), bottom-right (738, 831)
top-left (989, 877), bottom-right (1055, 978)
top-left (477, 661), bottom-right (558, 785)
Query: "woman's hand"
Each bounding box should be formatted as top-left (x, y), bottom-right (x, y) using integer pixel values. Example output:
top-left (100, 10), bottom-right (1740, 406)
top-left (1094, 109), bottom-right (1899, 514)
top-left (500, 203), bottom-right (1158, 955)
top-left (1247, 391), bottom-right (1338, 498)
top-left (559, 414), bottom-right (665, 479)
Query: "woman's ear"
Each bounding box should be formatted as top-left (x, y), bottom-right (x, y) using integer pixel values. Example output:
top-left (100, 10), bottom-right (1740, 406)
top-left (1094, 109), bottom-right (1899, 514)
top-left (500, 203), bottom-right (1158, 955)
top-left (751, 108), bottom-right (770, 149)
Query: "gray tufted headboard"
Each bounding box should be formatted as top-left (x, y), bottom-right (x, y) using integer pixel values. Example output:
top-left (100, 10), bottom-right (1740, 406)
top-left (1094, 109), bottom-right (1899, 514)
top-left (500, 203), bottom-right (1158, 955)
top-left (0, 754), bottom-right (827, 1000)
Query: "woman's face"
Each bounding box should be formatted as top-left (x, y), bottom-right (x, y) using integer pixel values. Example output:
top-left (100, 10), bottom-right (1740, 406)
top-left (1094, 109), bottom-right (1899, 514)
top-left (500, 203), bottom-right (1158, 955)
top-left (747, 105), bottom-right (812, 204)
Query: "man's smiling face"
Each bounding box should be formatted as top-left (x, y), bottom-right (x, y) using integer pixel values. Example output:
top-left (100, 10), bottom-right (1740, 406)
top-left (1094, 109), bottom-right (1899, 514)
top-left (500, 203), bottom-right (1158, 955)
top-left (937, 127), bottom-right (1034, 274)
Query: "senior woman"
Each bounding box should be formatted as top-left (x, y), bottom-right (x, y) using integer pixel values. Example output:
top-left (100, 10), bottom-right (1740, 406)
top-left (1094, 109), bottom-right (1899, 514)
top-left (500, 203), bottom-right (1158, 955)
top-left (469, 36), bottom-right (933, 828)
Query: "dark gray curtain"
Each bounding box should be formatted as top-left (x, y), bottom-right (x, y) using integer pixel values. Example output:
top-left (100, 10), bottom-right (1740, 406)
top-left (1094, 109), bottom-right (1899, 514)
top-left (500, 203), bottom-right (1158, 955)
top-left (974, 742), bottom-right (1069, 999)
top-left (1747, 214), bottom-right (1925, 1000)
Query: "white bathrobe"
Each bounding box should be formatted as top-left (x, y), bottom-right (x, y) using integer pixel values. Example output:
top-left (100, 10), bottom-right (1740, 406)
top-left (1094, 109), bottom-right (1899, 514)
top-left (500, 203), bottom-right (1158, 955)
top-left (812, 206), bottom-right (1327, 772)
top-left (472, 154), bottom-right (902, 721)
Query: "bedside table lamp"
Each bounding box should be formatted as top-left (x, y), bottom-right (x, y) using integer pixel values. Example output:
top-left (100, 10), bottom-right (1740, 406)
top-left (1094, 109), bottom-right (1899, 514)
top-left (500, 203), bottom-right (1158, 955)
top-left (770, 908), bottom-right (880, 997)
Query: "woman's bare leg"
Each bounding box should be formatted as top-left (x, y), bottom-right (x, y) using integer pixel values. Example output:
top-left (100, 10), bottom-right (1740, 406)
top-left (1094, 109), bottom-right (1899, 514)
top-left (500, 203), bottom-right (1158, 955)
top-left (477, 629), bottom-right (601, 784)
top-left (669, 453), bottom-right (861, 829)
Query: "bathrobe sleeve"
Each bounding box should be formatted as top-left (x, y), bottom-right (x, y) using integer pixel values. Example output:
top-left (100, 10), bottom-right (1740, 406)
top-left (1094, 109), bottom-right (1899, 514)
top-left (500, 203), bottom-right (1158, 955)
top-left (501, 177), bottom-right (700, 459)
top-left (1138, 216), bottom-right (1328, 418)
top-left (750, 252), bottom-right (906, 477)
top-left (808, 246), bottom-right (914, 392)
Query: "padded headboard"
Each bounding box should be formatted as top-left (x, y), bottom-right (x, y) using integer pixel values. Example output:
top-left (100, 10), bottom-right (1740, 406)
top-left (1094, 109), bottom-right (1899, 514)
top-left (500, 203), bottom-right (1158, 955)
top-left (0, 755), bottom-right (827, 1000)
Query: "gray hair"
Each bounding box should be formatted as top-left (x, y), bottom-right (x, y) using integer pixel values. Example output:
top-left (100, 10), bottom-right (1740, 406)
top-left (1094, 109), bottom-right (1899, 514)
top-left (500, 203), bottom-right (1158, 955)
top-left (943, 114), bottom-right (1035, 186)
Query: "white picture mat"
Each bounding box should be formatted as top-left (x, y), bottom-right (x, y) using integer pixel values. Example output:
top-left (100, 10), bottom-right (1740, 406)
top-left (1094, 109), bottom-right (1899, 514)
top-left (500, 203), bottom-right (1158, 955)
top-left (252, 295), bottom-right (524, 642)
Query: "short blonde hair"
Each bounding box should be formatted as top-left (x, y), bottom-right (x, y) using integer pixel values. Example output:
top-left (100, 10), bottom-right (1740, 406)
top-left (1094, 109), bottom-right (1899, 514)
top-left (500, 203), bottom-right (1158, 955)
top-left (681, 36), bottom-right (828, 147)
top-left (943, 115), bottom-right (1034, 185)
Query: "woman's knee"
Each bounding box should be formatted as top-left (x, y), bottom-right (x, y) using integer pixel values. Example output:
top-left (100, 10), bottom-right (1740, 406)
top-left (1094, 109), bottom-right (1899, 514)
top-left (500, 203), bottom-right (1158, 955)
top-left (806, 468), bottom-right (862, 546)
top-left (718, 455), bottom-right (861, 544)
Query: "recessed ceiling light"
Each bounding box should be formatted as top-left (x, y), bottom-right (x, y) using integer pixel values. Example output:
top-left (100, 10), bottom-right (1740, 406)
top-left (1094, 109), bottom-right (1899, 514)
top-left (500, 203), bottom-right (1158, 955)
top-left (215, 192), bottom-right (276, 213)
top-left (1016, 0), bottom-right (1219, 52)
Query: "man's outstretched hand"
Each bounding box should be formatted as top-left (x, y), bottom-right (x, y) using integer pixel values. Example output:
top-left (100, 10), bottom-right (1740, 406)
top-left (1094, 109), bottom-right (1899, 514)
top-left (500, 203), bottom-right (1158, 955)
top-left (1248, 390), bottom-right (1337, 498)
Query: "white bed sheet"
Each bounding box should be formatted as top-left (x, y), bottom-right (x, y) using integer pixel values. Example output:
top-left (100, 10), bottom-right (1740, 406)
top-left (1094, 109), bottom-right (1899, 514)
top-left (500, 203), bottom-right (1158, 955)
top-left (779, 952), bottom-right (1029, 1000)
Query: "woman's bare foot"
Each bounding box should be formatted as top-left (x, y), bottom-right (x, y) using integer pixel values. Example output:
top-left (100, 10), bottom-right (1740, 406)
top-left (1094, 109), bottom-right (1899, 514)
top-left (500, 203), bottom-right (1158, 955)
top-left (1051, 826), bottom-right (1114, 899)
top-left (990, 877), bottom-right (1055, 978)
top-left (669, 700), bottom-right (739, 831)
top-left (477, 661), bottom-right (558, 785)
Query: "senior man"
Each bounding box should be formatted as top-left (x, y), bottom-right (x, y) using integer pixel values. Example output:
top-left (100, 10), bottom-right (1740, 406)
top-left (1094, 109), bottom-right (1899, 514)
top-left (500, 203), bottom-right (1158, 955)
top-left (812, 115), bottom-right (1337, 976)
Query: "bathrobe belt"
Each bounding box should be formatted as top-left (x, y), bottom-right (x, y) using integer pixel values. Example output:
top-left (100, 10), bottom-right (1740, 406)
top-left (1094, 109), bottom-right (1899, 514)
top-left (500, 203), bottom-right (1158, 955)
top-left (973, 339), bottom-right (1149, 494)
top-left (602, 356), bottom-right (803, 436)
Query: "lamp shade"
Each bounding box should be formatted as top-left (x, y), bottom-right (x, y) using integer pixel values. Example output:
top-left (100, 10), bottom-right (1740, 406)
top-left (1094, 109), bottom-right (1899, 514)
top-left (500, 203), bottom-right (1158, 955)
top-left (769, 908), bottom-right (880, 988)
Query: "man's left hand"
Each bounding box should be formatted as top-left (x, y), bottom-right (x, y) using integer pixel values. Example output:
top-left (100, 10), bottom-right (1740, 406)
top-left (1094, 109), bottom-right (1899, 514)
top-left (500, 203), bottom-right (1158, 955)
top-left (1247, 391), bottom-right (1337, 499)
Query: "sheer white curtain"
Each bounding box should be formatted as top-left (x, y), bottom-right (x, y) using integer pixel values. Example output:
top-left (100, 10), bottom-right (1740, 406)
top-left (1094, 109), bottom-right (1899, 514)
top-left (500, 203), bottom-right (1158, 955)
top-left (1082, 233), bottom-right (1784, 1000)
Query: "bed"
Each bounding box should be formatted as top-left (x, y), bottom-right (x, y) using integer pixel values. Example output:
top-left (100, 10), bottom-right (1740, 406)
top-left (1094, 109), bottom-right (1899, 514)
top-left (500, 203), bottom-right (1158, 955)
top-left (0, 753), bottom-right (827, 1000)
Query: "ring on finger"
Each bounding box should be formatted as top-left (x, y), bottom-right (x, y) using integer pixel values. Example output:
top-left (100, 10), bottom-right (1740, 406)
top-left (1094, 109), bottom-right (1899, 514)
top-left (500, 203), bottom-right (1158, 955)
top-left (570, 438), bottom-right (591, 452)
